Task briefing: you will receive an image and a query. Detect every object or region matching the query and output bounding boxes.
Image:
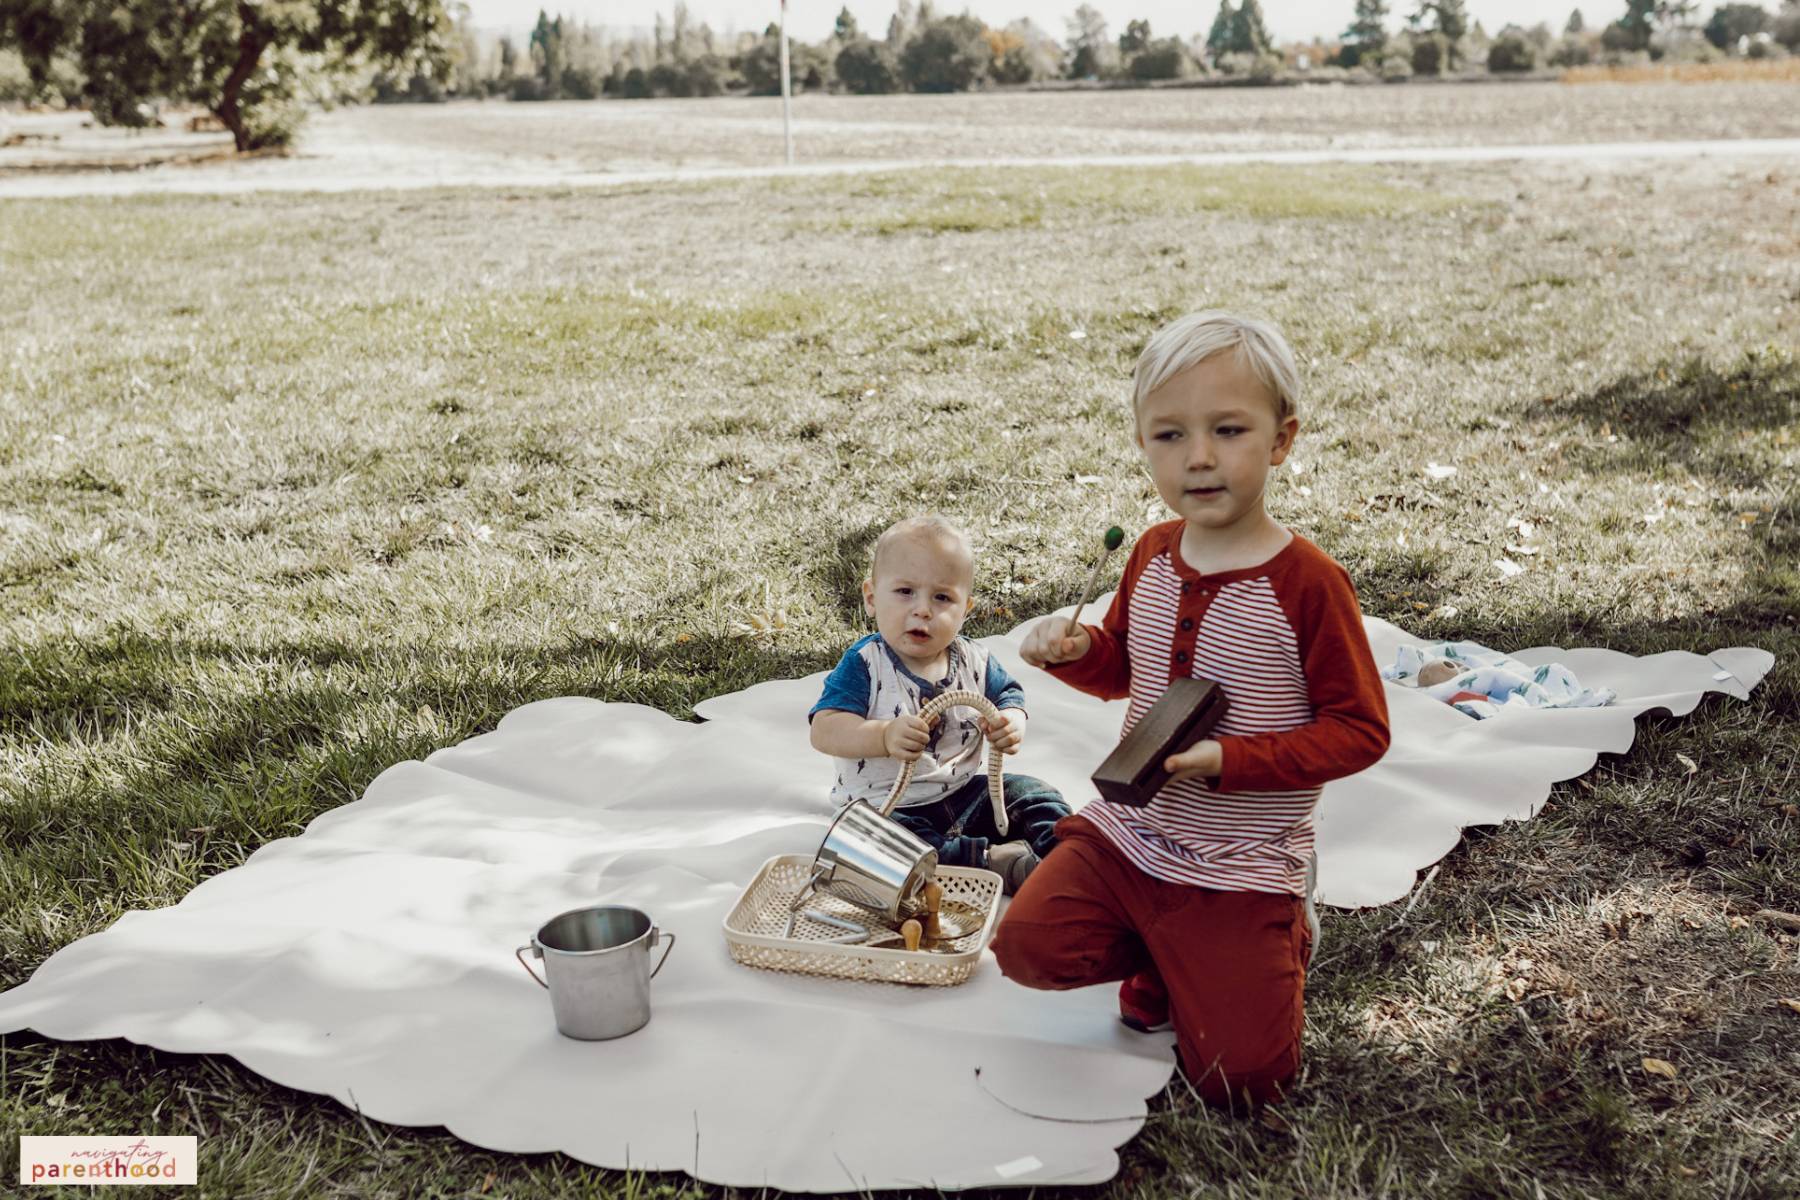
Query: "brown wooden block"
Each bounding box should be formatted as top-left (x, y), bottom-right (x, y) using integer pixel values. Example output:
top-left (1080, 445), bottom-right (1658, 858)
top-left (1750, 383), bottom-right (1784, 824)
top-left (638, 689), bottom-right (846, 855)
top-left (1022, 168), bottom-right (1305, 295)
top-left (1091, 677), bottom-right (1229, 807)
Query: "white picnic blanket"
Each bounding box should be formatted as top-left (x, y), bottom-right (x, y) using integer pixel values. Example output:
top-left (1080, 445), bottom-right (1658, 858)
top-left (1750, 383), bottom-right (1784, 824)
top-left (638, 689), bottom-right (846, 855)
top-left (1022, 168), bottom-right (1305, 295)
top-left (0, 599), bottom-right (1772, 1190)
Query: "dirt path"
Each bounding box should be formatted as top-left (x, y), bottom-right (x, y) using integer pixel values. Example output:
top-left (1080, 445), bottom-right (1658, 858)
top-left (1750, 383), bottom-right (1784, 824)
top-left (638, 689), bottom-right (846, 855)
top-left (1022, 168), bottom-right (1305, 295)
top-left (4, 135), bottom-right (1799, 198)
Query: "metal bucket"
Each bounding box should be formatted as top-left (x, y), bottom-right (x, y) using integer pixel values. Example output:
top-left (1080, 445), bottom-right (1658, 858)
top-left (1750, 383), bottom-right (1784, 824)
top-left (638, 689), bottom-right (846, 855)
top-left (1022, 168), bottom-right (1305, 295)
top-left (515, 905), bottom-right (676, 1041)
top-left (792, 800), bottom-right (938, 923)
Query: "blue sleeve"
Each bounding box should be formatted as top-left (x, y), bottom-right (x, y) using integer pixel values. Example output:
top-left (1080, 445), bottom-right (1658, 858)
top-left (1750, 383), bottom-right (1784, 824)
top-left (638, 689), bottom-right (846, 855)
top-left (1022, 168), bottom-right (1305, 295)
top-left (809, 647), bottom-right (873, 724)
top-left (984, 654), bottom-right (1027, 714)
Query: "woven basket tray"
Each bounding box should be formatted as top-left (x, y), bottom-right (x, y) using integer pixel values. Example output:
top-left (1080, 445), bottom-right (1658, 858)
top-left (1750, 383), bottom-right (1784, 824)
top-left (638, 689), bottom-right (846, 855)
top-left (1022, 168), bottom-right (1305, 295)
top-left (723, 854), bottom-right (1003, 987)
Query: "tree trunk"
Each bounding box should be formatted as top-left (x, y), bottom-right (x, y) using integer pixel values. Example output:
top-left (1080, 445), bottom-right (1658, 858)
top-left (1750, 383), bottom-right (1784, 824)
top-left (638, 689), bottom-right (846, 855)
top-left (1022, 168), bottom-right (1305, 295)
top-left (214, 5), bottom-right (269, 153)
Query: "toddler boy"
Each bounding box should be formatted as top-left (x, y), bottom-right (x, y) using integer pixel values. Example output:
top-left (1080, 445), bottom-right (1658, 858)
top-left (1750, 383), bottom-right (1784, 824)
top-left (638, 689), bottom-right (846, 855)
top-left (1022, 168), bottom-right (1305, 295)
top-left (809, 516), bottom-right (1070, 894)
top-left (994, 312), bottom-right (1391, 1109)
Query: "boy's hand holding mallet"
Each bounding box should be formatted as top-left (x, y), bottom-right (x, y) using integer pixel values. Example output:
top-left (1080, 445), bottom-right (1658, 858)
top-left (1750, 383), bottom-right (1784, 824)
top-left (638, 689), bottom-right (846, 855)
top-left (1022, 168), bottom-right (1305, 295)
top-left (1020, 525), bottom-right (1121, 669)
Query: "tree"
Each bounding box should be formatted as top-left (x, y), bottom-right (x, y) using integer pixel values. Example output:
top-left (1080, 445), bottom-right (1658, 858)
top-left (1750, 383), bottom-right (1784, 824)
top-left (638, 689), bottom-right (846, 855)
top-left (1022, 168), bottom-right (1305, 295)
top-left (1119, 18), bottom-right (1152, 56)
top-left (1703, 3), bottom-right (1771, 48)
top-left (743, 30), bottom-right (827, 94)
top-left (899, 13), bottom-right (991, 91)
top-left (1608, 0), bottom-right (1659, 49)
top-left (531, 10), bottom-right (565, 90)
top-left (1343, 0), bottom-right (1390, 62)
top-left (1409, 0), bottom-right (1469, 64)
top-left (1229, 0), bottom-right (1273, 54)
top-left (1410, 0), bottom-right (1469, 41)
top-left (1065, 4), bottom-right (1112, 76)
top-left (1206, 2), bottom-right (1236, 59)
top-left (670, 1), bottom-right (693, 61)
top-left (1566, 8), bottom-right (1585, 34)
top-left (834, 6), bottom-right (860, 42)
top-left (992, 18), bottom-right (1062, 82)
top-left (835, 37), bottom-right (899, 93)
top-left (0, 0), bottom-right (449, 150)
top-left (1130, 36), bottom-right (1194, 78)
top-left (1487, 29), bottom-right (1539, 70)
top-left (888, 0), bottom-right (915, 48)
top-left (1777, 2), bottom-right (1800, 50)
top-left (1412, 31), bottom-right (1449, 72)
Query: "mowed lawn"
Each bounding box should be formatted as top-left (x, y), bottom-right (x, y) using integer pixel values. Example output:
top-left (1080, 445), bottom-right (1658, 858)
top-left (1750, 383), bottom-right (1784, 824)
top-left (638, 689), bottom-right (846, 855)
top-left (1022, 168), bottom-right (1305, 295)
top-left (2, 156), bottom-right (1797, 1196)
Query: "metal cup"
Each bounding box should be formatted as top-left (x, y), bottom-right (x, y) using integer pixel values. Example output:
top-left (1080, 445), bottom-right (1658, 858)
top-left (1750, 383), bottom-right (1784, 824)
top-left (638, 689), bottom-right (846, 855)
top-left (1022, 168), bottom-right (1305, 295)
top-left (515, 905), bottom-right (675, 1040)
top-left (793, 800), bottom-right (938, 924)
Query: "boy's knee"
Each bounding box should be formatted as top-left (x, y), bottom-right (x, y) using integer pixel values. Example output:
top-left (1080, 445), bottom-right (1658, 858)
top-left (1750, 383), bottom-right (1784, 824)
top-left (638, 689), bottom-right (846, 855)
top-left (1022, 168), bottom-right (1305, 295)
top-left (1179, 1042), bottom-right (1301, 1112)
top-left (990, 921), bottom-right (1104, 990)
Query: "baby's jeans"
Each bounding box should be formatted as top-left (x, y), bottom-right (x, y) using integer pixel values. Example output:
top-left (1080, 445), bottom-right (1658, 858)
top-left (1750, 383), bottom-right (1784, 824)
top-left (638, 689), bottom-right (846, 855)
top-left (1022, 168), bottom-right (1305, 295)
top-left (990, 814), bottom-right (1311, 1110)
top-left (887, 772), bottom-right (1068, 868)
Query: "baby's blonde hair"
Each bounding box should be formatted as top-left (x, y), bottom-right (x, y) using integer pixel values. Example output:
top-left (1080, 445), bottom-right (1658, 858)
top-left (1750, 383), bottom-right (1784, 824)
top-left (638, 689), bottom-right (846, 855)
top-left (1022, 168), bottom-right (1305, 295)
top-left (869, 515), bottom-right (974, 585)
top-left (1132, 311), bottom-right (1301, 424)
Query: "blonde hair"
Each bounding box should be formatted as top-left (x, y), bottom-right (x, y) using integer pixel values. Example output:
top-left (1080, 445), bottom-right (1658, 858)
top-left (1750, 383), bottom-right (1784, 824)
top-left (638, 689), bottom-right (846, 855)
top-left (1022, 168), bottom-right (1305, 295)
top-left (1132, 311), bottom-right (1301, 424)
top-left (869, 515), bottom-right (974, 584)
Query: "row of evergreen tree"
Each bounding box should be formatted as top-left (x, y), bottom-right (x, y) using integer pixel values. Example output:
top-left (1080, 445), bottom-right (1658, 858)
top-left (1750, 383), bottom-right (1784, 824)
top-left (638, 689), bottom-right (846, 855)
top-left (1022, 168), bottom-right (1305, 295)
top-left (381, 0), bottom-right (1800, 105)
top-left (1334, 0), bottom-right (1799, 73)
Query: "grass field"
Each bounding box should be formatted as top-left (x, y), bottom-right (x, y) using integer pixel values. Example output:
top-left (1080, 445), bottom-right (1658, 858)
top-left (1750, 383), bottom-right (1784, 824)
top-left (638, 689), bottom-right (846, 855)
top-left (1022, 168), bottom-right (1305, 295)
top-left (2, 150), bottom-right (1798, 1196)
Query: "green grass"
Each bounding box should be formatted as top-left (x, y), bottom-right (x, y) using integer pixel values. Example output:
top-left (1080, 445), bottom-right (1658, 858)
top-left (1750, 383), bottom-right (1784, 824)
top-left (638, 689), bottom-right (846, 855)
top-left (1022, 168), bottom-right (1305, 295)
top-left (2, 159), bottom-right (1798, 1198)
top-left (826, 164), bottom-right (1470, 234)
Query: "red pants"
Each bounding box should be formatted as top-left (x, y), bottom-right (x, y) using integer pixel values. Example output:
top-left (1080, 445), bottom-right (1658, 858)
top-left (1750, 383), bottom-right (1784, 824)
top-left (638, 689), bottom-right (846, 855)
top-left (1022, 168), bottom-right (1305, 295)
top-left (990, 814), bottom-right (1311, 1110)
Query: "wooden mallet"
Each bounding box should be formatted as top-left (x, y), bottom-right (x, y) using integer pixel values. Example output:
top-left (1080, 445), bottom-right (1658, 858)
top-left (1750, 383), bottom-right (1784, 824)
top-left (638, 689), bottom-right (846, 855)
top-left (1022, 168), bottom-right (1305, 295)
top-left (1064, 525), bottom-right (1126, 644)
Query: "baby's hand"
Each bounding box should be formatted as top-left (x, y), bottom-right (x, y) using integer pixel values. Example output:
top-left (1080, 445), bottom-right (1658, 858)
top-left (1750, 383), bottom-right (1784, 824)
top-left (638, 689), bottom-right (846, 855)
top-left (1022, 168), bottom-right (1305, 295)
top-left (1020, 617), bottom-right (1091, 668)
top-left (883, 713), bottom-right (935, 762)
top-left (980, 711), bottom-right (1024, 755)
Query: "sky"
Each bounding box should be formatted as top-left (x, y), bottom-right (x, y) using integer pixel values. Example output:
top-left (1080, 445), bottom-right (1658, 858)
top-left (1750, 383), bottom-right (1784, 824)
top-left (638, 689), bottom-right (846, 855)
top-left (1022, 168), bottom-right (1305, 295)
top-left (463, 1), bottom-right (1633, 43)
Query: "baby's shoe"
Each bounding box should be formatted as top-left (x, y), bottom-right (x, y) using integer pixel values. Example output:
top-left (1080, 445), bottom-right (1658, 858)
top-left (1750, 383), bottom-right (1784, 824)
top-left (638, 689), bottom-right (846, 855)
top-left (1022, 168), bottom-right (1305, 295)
top-left (986, 840), bottom-right (1040, 895)
top-left (1118, 969), bottom-right (1171, 1033)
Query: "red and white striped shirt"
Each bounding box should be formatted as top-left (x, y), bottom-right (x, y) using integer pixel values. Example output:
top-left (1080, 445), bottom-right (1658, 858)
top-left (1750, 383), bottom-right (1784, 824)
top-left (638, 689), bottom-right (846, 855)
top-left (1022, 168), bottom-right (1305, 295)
top-left (1047, 521), bottom-right (1390, 896)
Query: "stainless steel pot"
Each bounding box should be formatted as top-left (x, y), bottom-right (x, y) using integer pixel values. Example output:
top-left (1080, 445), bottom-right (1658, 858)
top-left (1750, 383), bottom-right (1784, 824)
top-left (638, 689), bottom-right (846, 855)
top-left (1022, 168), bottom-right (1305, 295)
top-left (792, 799), bottom-right (938, 922)
top-left (792, 689), bottom-right (1007, 923)
top-left (515, 905), bottom-right (675, 1041)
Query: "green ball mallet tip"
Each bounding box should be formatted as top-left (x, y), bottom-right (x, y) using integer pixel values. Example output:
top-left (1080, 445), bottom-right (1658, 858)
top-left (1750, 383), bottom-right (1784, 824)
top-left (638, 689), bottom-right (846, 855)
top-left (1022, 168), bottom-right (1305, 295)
top-left (1103, 526), bottom-right (1125, 551)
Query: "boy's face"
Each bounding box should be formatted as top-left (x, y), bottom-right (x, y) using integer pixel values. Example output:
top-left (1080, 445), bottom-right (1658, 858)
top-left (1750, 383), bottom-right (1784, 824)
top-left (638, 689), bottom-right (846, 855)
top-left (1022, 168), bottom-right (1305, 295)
top-left (1134, 352), bottom-right (1299, 534)
top-left (862, 534), bottom-right (975, 671)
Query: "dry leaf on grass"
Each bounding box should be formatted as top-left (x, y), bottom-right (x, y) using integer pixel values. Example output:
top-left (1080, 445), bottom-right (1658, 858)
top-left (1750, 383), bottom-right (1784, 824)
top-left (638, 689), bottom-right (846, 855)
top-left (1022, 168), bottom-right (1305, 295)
top-left (1641, 1057), bottom-right (1679, 1079)
top-left (1675, 753), bottom-right (1698, 775)
top-left (1777, 998), bottom-right (1800, 1016)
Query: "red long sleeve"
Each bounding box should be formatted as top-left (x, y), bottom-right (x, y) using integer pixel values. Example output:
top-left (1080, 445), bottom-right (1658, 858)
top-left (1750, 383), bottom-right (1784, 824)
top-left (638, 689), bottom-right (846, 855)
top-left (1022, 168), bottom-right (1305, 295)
top-left (1213, 560), bottom-right (1390, 793)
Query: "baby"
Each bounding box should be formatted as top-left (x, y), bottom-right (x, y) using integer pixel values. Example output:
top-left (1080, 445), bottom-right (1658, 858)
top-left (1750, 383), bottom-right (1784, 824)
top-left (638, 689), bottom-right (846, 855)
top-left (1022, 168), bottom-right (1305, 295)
top-left (808, 515), bottom-right (1070, 894)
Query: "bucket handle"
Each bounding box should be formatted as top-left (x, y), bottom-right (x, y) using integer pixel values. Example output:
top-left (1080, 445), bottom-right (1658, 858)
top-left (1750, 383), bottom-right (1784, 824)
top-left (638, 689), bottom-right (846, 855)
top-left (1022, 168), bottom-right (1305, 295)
top-left (879, 689), bottom-right (1009, 837)
top-left (650, 929), bottom-right (677, 979)
top-left (787, 863), bottom-right (830, 914)
top-left (515, 930), bottom-right (677, 987)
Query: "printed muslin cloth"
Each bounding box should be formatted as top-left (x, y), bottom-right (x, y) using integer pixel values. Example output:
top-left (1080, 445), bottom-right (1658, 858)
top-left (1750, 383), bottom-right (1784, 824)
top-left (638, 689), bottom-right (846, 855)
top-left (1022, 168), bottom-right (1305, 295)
top-left (1382, 640), bottom-right (1617, 719)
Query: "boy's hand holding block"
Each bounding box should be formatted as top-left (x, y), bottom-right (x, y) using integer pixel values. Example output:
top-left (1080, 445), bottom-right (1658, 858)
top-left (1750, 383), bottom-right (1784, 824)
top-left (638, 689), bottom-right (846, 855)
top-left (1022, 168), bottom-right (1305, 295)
top-left (1091, 677), bottom-right (1229, 807)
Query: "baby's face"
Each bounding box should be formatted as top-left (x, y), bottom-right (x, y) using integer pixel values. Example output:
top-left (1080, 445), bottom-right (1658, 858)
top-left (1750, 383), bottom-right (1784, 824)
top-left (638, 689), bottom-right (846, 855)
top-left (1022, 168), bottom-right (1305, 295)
top-left (862, 535), bottom-right (975, 669)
